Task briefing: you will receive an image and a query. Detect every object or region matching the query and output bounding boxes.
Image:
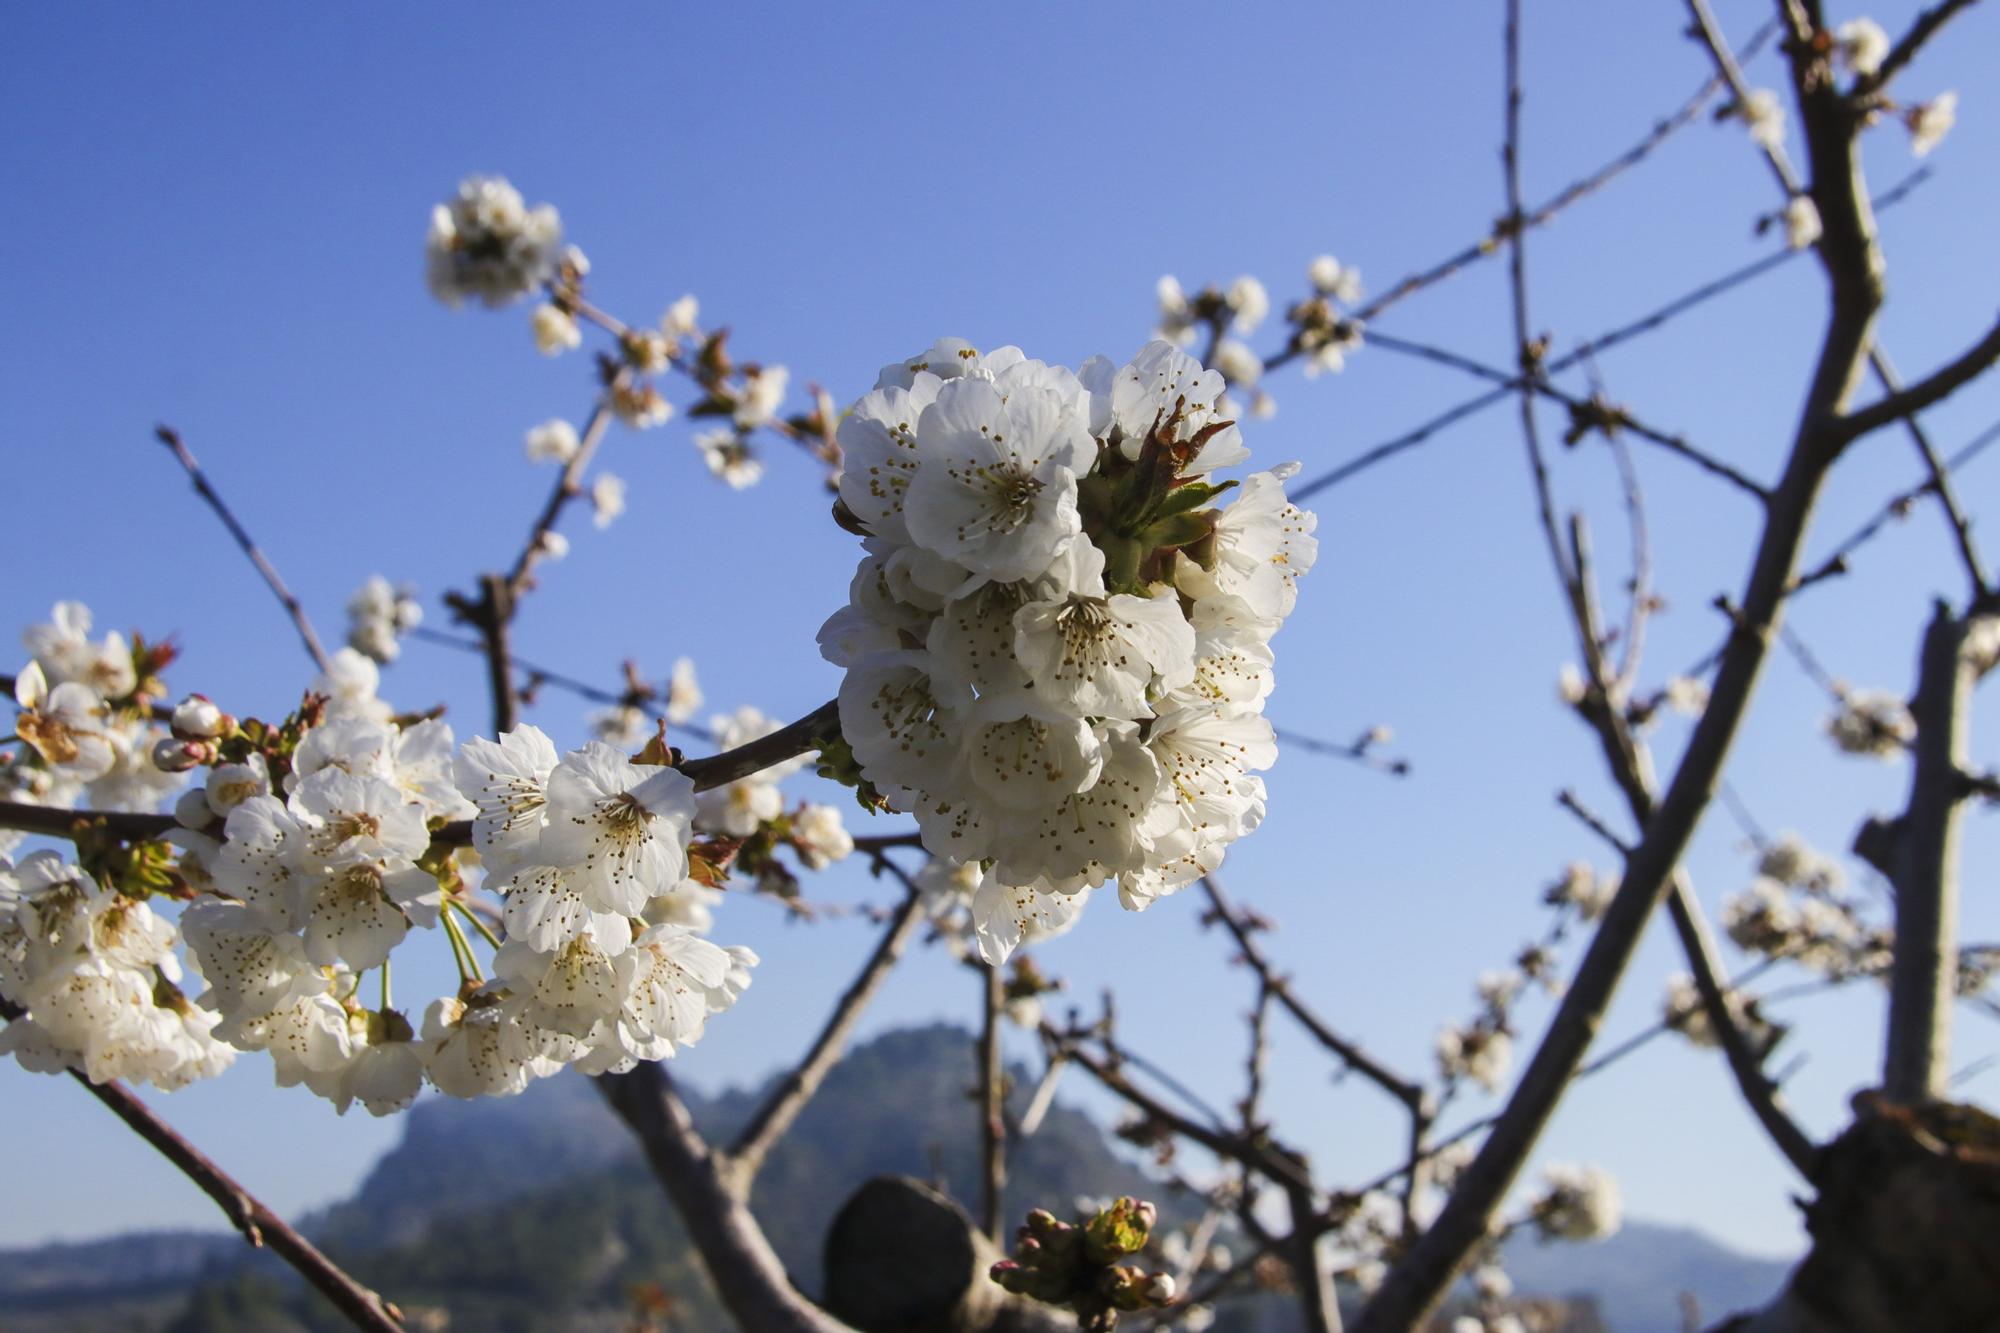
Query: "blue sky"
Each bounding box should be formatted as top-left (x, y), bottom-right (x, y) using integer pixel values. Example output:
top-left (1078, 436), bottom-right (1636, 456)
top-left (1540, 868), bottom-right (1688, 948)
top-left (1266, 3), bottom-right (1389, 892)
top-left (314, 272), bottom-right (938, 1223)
top-left (3, 1), bottom-right (1997, 1267)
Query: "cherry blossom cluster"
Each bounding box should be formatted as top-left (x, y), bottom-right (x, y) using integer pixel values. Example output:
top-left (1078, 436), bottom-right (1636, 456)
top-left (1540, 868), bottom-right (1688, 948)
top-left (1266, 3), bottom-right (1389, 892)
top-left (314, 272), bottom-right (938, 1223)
top-left (345, 575), bottom-right (424, 663)
top-left (1525, 1162), bottom-right (1621, 1242)
top-left (4, 603), bottom-right (184, 847)
top-left (819, 337), bottom-right (1317, 963)
top-left (425, 175), bottom-right (567, 309)
top-left (0, 849), bottom-right (233, 1088)
top-left (1721, 833), bottom-right (1889, 983)
top-left (2, 619), bottom-right (775, 1111)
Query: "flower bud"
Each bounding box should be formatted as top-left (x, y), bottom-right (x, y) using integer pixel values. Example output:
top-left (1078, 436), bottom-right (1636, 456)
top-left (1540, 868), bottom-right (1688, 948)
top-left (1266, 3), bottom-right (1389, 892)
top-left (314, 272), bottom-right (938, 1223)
top-left (171, 694), bottom-right (229, 740)
top-left (152, 737), bottom-right (211, 772)
top-left (1143, 1272), bottom-right (1177, 1304)
top-left (174, 787), bottom-right (217, 830)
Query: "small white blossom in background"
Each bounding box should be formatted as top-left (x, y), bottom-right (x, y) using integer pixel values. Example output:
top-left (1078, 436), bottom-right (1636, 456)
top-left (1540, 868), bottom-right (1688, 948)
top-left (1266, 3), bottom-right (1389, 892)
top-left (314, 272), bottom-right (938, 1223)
top-left (588, 703), bottom-right (651, 749)
top-left (1225, 275), bottom-right (1268, 333)
top-left (1834, 18), bottom-right (1889, 78)
top-left (1214, 339), bottom-right (1262, 386)
top-left (1825, 688), bottom-right (1914, 758)
top-left (345, 576), bottom-right (423, 664)
top-left (663, 294), bottom-right (700, 340)
top-left (733, 365), bottom-right (789, 431)
top-left (612, 381), bottom-right (672, 430)
top-left (1757, 832), bottom-right (1842, 891)
top-left (1436, 1021), bottom-right (1513, 1092)
top-left (623, 329), bottom-right (673, 376)
top-left (531, 303), bottom-right (581, 355)
top-left (663, 657), bottom-right (702, 726)
top-left (591, 473), bottom-right (627, 529)
top-left (1907, 91), bottom-right (1957, 157)
top-left (1783, 195), bottom-right (1822, 251)
top-left (1544, 861), bottom-right (1615, 921)
top-left (1308, 254), bottom-right (1363, 304)
top-left (1529, 1163), bottom-right (1621, 1241)
top-left (536, 531), bottom-right (570, 562)
top-left (1556, 662), bottom-right (1588, 706)
top-left (790, 803), bottom-right (854, 871)
top-left (524, 418), bottom-right (580, 466)
top-left (1155, 275), bottom-right (1196, 345)
top-left (426, 175), bottom-right (563, 309)
top-left (695, 429), bottom-right (765, 489)
top-left (1663, 674), bottom-right (1710, 717)
top-left (1739, 88), bottom-right (1787, 152)
top-left (1663, 971), bottom-right (1780, 1053)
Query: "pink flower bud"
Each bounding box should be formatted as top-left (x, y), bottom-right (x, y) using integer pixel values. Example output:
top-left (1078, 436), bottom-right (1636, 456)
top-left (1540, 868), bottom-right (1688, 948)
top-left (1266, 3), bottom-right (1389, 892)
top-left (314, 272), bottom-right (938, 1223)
top-left (152, 737), bottom-right (210, 772)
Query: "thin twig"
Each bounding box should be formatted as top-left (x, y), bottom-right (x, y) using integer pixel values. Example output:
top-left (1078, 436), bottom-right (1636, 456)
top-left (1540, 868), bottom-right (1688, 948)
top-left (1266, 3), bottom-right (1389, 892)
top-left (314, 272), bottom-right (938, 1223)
top-left (979, 960), bottom-right (1007, 1240)
top-left (726, 884), bottom-right (928, 1182)
top-left (505, 395), bottom-right (617, 599)
top-left (154, 426), bottom-right (330, 673)
top-left (1345, 26), bottom-right (1769, 327)
top-left (1867, 348), bottom-right (1990, 597)
top-left (1366, 331), bottom-right (1767, 499)
top-left (1201, 876), bottom-right (1427, 1110)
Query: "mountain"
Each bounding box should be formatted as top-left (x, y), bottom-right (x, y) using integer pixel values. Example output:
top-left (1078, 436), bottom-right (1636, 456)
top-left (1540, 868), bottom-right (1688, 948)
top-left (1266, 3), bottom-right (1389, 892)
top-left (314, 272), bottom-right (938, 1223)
top-left (1501, 1221), bottom-right (1794, 1333)
top-left (0, 1025), bottom-right (1795, 1331)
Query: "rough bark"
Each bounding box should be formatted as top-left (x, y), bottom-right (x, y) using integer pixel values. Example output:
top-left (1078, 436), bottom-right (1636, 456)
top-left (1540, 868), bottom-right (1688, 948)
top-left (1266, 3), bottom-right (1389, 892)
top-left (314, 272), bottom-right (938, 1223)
top-left (1711, 1100), bottom-right (2000, 1332)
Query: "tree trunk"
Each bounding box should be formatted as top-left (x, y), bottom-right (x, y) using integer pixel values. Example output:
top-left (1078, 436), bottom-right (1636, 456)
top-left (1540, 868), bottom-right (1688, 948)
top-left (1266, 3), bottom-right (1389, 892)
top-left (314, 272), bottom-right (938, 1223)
top-left (1711, 1100), bottom-right (2000, 1331)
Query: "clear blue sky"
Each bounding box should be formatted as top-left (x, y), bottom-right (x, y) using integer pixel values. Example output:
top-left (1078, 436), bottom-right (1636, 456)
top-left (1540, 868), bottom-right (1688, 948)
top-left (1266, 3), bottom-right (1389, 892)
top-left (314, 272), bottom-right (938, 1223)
top-left (3, 2), bottom-right (1996, 1266)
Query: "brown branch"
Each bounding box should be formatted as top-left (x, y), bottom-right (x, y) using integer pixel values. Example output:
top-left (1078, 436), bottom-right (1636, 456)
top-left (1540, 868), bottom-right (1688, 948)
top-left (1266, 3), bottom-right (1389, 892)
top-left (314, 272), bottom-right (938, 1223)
top-left (1854, 0), bottom-right (1984, 97)
top-left (978, 961), bottom-right (1007, 1241)
top-left (1837, 316), bottom-right (2000, 445)
top-left (599, 1063), bottom-right (854, 1333)
top-left (504, 395), bottom-right (616, 600)
top-left (0, 999), bottom-right (401, 1331)
top-left (154, 425), bottom-right (331, 674)
top-left (726, 885), bottom-right (927, 1181)
top-left (1868, 348), bottom-right (1990, 597)
top-left (678, 700), bottom-right (839, 790)
top-left (1048, 1027), bottom-right (1317, 1196)
top-left (1792, 415), bottom-right (2000, 593)
top-left (1200, 876), bottom-right (1426, 1111)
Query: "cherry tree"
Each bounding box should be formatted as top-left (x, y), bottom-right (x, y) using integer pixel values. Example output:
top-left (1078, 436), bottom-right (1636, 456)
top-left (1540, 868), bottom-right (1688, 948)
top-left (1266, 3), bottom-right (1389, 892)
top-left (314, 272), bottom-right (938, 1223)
top-left (4, 4), bottom-right (1999, 1332)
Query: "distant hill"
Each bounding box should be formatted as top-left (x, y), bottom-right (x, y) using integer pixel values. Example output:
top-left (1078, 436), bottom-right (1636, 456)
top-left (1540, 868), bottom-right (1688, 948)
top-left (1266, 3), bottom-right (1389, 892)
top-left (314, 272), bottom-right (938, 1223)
top-left (0, 1024), bottom-right (1795, 1331)
top-left (1502, 1220), bottom-right (1793, 1333)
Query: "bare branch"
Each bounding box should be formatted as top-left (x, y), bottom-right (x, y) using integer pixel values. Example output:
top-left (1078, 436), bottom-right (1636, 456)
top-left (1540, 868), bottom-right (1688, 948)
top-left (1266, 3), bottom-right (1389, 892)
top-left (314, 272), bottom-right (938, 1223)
top-left (978, 961), bottom-right (1007, 1241)
top-left (1367, 331), bottom-right (1768, 499)
top-left (727, 884), bottom-right (927, 1181)
top-left (154, 425), bottom-right (331, 674)
top-left (504, 395), bottom-right (617, 600)
top-left (1048, 1027), bottom-right (1319, 1197)
top-left (1345, 24), bottom-right (1770, 326)
top-left (0, 998), bottom-right (402, 1332)
top-left (600, 1064), bottom-right (854, 1333)
top-left (1854, 0), bottom-right (1985, 97)
top-left (1838, 317), bottom-right (2000, 446)
top-left (1868, 348), bottom-right (1990, 597)
top-left (1201, 875), bottom-right (1427, 1111)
